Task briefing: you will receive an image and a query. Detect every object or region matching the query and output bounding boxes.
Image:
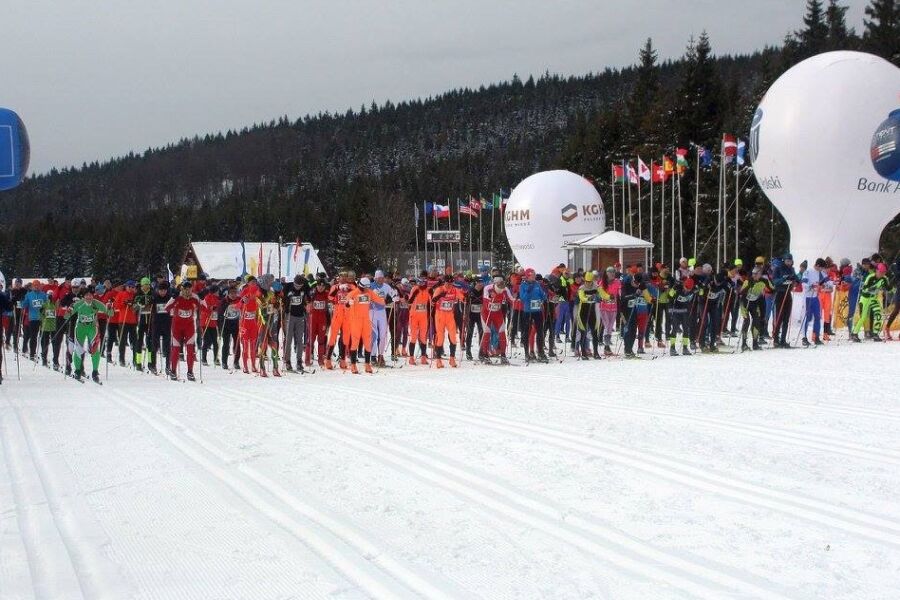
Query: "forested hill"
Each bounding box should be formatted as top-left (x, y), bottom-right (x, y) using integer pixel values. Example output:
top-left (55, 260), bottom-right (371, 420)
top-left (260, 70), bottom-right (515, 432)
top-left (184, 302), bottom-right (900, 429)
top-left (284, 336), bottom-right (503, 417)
top-left (1, 0), bottom-right (897, 278)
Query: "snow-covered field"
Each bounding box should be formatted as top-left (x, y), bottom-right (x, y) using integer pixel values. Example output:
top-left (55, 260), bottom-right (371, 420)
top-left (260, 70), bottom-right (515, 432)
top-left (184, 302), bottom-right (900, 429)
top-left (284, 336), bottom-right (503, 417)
top-left (1, 339), bottom-right (899, 599)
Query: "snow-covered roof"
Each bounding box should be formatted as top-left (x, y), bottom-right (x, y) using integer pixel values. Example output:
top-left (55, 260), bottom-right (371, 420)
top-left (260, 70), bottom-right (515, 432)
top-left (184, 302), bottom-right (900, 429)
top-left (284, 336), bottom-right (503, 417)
top-left (562, 230), bottom-right (653, 249)
top-left (189, 242), bottom-right (326, 280)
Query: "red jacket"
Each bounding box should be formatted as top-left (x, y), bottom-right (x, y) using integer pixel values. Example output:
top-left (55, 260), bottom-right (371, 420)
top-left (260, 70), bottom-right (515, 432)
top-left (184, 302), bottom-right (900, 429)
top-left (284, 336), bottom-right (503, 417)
top-left (199, 294), bottom-right (221, 330)
top-left (112, 289), bottom-right (138, 325)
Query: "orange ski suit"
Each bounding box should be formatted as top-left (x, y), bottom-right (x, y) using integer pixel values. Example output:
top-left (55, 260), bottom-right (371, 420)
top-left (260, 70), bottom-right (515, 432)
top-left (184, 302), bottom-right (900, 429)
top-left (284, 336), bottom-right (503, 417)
top-left (431, 284), bottom-right (465, 357)
top-left (346, 285), bottom-right (384, 360)
top-left (327, 284), bottom-right (351, 352)
top-left (408, 285), bottom-right (431, 346)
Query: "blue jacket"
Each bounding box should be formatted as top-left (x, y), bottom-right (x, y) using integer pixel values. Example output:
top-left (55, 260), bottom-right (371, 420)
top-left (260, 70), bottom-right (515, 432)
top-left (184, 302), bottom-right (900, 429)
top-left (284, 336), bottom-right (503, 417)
top-left (23, 289), bottom-right (48, 322)
top-left (772, 262), bottom-right (797, 289)
top-left (518, 280), bottom-right (547, 313)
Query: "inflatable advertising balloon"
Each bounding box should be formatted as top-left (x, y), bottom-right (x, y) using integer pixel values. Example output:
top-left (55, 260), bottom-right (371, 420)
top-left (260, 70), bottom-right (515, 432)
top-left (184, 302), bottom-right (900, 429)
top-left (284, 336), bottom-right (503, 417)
top-left (751, 51), bottom-right (900, 263)
top-left (504, 170), bottom-right (605, 271)
top-left (0, 108), bottom-right (30, 191)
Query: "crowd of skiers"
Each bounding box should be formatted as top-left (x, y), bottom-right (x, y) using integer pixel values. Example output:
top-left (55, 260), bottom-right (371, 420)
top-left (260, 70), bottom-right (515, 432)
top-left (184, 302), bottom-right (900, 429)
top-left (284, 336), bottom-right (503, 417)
top-left (0, 251), bottom-right (897, 384)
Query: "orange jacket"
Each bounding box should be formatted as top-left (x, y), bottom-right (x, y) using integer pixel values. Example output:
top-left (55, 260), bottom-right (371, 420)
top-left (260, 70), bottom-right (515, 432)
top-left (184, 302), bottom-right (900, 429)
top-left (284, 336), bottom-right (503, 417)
top-left (346, 285), bottom-right (384, 321)
top-left (432, 285), bottom-right (464, 313)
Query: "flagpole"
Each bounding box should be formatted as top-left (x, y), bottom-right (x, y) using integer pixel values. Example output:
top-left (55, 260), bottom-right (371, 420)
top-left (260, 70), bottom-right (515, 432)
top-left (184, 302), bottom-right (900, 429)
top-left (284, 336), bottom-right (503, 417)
top-left (626, 162), bottom-right (633, 236)
top-left (649, 160), bottom-right (654, 260)
top-left (415, 206), bottom-right (420, 275)
top-left (661, 157), bottom-right (666, 267)
top-left (478, 197), bottom-right (483, 270)
top-left (677, 174), bottom-right (684, 260)
top-left (636, 159), bottom-right (643, 240)
top-left (717, 138), bottom-right (723, 268)
top-left (423, 202), bottom-right (428, 273)
top-left (491, 194), bottom-right (495, 267)
top-left (735, 150), bottom-right (740, 261)
top-left (611, 165), bottom-right (616, 232)
top-left (670, 169), bottom-right (675, 268)
top-left (432, 205), bottom-right (437, 271)
top-left (694, 147), bottom-right (700, 260)
top-left (468, 200), bottom-right (473, 271)
top-left (620, 160), bottom-right (626, 234)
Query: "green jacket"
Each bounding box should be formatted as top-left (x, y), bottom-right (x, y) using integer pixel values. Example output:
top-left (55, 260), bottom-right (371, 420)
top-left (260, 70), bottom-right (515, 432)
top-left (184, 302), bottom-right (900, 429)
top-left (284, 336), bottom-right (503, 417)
top-left (40, 301), bottom-right (58, 332)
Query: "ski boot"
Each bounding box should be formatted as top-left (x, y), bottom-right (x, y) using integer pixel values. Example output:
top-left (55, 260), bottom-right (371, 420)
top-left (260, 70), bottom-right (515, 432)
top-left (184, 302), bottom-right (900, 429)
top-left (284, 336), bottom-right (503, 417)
top-left (187, 371), bottom-right (196, 382)
top-left (657, 340), bottom-right (665, 349)
top-left (741, 341), bottom-right (749, 352)
top-left (272, 365), bottom-right (282, 377)
top-left (169, 371), bottom-right (179, 381)
top-left (637, 345), bottom-right (645, 355)
top-left (73, 369), bottom-right (84, 382)
top-left (537, 353), bottom-right (549, 363)
top-left (682, 345), bottom-right (692, 356)
top-left (118, 359), bottom-right (127, 367)
top-left (709, 344), bottom-right (719, 353)
top-left (324, 358), bottom-right (334, 370)
top-left (548, 349), bottom-right (556, 358)
top-left (885, 330), bottom-right (893, 341)
top-left (592, 349), bottom-right (601, 359)
top-left (135, 363), bottom-right (143, 372)
top-left (377, 355), bottom-right (386, 367)
top-left (581, 353), bottom-right (591, 361)
top-left (284, 361), bottom-right (294, 372)
top-left (420, 355), bottom-right (429, 365)
top-left (465, 351), bottom-right (473, 361)
top-left (148, 365), bottom-right (158, 376)
top-left (670, 345), bottom-right (679, 357)
top-left (752, 340), bottom-right (762, 351)
top-left (259, 364), bottom-right (268, 378)
top-left (499, 356), bottom-right (510, 365)
top-left (814, 334), bottom-right (823, 346)
top-left (92, 371), bottom-right (101, 383)
top-left (480, 356), bottom-right (493, 365)
top-left (872, 334), bottom-right (884, 342)
top-left (434, 358), bottom-right (444, 369)
top-left (339, 359), bottom-right (348, 370)
top-left (624, 351), bottom-right (638, 359)
top-left (802, 337), bottom-right (810, 348)
top-left (408, 355), bottom-right (416, 366)
top-left (53, 362), bottom-right (61, 372)
top-left (365, 363), bottom-right (374, 374)
top-left (42, 357), bottom-right (48, 367)
top-left (350, 363), bottom-right (359, 374)
top-left (604, 345), bottom-right (613, 357)
top-left (449, 356), bottom-right (458, 368)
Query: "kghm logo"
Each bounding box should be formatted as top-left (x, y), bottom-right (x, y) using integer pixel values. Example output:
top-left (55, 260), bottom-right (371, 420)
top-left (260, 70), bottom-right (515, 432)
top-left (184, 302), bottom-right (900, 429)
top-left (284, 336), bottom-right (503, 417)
top-left (871, 109), bottom-right (900, 182)
top-left (561, 203), bottom-right (577, 222)
top-left (750, 108), bottom-right (763, 163)
top-left (505, 209), bottom-right (530, 222)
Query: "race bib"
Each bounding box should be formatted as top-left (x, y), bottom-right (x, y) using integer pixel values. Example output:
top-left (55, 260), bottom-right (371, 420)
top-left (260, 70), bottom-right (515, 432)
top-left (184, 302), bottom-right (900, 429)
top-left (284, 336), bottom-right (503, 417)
top-left (15, 301), bottom-right (22, 309)
top-left (156, 303), bottom-right (168, 314)
top-left (77, 314), bottom-right (94, 324)
top-left (488, 302), bottom-right (501, 311)
top-left (290, 296), bottom-right (304, 305)
top-left (208, 311), bottom-right (218, 320)
top-left (398, 301), bottom-right (408, 309)
top-left (177, 309), bottom-right (193, 318)
top-left (243, 311), bottom-right (256, 320)
top-left (470, 304), bottom-right (481, 313)
top-left (414, 303), bottom-right (427, 311)
top-left (313, 301), bottom-right (326, 310)
top-left (440, 300), bottom-right (453, 311)
top-left (224, 307), bottom-right (240, 319)
top-left (31, 299), bottom-right (43, 309)
top-left (529, 299), bottom-right (542, 311)
top-left (358, 294), bottom-right (370, 304)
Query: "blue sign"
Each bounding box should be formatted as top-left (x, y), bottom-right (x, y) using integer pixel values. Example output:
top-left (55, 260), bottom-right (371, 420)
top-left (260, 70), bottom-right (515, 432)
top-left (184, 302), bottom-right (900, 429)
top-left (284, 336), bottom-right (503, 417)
top-left (0, 108), bottom-right (30, 191)
top-left (871, 109), bottom-right (900, 182)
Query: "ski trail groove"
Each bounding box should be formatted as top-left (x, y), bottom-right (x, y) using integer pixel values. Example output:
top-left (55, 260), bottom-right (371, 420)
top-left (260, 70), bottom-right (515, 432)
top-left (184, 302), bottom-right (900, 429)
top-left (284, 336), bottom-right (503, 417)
top-left (223, 386), bottom-right (796, 600)
top-left (298, 379), bottom-right (900, 549)
top-left (2, 397), bottom-right (129, 600)
top-left (431, 379), bottom-right (900, 465)
top-left (107, 388), bottom-right (466, 600)
top-left (513, 370), bottom-right (900, 423)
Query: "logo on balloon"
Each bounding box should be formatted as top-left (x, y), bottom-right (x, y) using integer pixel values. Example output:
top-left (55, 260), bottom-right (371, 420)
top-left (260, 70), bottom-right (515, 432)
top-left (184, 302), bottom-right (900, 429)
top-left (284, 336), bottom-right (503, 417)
top-left (749, 108), bottom-right (763, 163)
top-left (870, 109), bottom-right (900, 182)
top-left (560, 203), bottom-right (577, 222)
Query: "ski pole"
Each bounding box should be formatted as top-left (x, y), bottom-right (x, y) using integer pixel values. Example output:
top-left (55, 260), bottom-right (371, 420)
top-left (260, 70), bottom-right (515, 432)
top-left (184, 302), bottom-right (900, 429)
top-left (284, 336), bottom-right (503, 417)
top-left (772, 286), bottom-right (791, 346)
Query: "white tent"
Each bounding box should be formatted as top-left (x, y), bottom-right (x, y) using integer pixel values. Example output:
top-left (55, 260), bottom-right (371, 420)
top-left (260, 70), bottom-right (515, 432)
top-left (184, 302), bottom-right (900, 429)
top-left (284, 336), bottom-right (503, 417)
top-left (187, 242), bottom-right (326, 280)
top-left (563, 231), bottom-right (653, 272)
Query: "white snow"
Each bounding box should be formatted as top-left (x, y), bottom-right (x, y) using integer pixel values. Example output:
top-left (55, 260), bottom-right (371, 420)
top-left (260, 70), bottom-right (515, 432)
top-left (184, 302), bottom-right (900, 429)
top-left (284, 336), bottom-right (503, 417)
top-left (1, 339), bottom-right (899, 599)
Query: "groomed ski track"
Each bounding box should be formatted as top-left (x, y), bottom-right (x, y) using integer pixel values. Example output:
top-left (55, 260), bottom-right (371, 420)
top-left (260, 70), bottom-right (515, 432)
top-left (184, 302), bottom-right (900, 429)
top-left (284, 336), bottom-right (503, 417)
top-left (1, 340), bottom-right (898, 599)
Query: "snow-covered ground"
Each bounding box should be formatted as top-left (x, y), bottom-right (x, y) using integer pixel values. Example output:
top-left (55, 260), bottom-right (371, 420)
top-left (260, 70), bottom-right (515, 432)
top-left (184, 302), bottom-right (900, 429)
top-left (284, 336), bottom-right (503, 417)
top-left (1, 338), bottom-right (899, 599)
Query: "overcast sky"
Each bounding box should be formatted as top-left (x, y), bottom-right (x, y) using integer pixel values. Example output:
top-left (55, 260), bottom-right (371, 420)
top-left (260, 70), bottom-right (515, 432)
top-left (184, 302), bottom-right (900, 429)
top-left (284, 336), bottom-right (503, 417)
top-left (2, 0), bottom-right (868, 174)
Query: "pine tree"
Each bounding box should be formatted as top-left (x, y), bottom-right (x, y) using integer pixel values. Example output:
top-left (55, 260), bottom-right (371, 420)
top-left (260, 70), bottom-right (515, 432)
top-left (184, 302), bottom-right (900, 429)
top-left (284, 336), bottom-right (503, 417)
top-left (797, 0), bottom-right (829, 57)
top-left (863, 0), bottom-right (900, 65)
top-left (673, 32), bottom-right (723, 147)
top-left (825, 0), bottom-right (854, 49)
top-left (626, 38), bottom-right (663, 148)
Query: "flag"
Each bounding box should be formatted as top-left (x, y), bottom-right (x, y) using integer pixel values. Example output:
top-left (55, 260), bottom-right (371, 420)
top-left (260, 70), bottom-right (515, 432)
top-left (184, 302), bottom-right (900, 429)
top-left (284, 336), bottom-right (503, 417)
top-left (652, 163), bottom-right (667, 183)
top-left (723, 134), bottom-right (737, 163)
top-left (239, 242), bottom-right (247, 277)
top-left (460, 205), bottom-right (479, 217)
top-left (736, 139), bottom-right (747, 166)
top-left (699, 146), bottom-right (713, 167)
top-left (303, 247), bottom-right (310, 275)
top-left (414, 204), bottom-right (419, 222)
top-left (424, 202), bottom-right (434, 216)
top-left (492, 193), bottom-right (502, 209)
top-left (480, 196), bottom-right (490, 210)
top-left (612, 164), bottom-right (625, 183)
top-left (663, 155), bottom-right (675, 174)
top-left (293, 238), bottom-right (301, 260)
top-left (637, 157), bottom-right (651, 181)
top-left (627, 162), bottom-right (639, 185)
top-left (434, 204), bottom-right (451, 219)
top-left (167, 262), bottom-right (175, 283)
top-left (469, 197), bottom-right (482, 212)
top-left (676, 148), bottom-right (689, 174)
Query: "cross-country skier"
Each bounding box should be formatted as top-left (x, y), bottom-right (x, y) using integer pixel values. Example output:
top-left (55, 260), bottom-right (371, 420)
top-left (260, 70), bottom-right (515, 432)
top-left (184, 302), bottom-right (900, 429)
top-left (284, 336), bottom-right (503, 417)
top-left (283, 274), bottom-right (309, 372)
top-left (69, 286), bottom-right (112, 383)
top-left (480, 276), bottom-right (514, 364)
top-left (369, 270), bottom-right (397, 367)
top-left (165, 281), bottom-right (201, 381)
top-left (431, 276), bottom-right (465, 368)
top-left (148, 281), bottom-right (173, 375)
top-left (850, 263), bottom-right (894, 342)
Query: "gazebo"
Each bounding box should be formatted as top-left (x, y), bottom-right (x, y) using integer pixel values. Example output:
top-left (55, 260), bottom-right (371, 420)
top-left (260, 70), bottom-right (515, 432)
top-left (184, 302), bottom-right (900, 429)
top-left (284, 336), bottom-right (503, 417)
top-left (563, 231), bottom-right (653, 271)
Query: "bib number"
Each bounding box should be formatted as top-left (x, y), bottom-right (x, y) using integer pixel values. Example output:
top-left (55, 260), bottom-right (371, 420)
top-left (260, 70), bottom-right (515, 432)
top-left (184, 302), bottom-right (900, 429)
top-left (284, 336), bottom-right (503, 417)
top-left (440, 300), bottom-right (453, 311)
top-left (177, 309), bottom-right (193, 318)
top-left (529, 299), bottom-right (542, 311)
top-left (313, 301), bottom-right (326, 310)
top-left (470, 304), bottom-right (481, 313)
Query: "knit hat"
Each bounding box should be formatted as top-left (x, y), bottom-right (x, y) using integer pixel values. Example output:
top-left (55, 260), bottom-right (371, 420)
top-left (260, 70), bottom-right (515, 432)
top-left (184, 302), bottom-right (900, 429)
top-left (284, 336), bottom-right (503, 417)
top-left (140, 277), bottom-right (151, 286)
top-left (360, 277), bottom-right (371, 287)
top-left (374, 270), bottom-right (385, 279)
top-left (584, 271), bottom-right (594, 282)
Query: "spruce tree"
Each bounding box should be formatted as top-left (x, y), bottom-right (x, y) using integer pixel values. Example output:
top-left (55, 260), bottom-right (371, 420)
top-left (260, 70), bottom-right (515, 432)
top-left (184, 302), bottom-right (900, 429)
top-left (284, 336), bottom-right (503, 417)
top-left (797, 0), bottom-right (829, 57)
top-left (863, 0), bottom-right (900, 65)
top-left (825, 0), bottom-right (853, 49)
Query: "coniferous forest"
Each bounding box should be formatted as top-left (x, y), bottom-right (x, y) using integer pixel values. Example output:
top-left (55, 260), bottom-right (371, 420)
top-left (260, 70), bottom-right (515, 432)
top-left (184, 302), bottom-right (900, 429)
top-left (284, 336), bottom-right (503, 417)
top-left (1, 0), bottom-right (898, 278)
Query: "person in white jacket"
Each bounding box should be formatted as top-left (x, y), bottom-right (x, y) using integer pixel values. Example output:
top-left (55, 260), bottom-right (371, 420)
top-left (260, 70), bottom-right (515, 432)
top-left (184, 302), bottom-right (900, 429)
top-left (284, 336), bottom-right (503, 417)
top-left (800, 258), bottom-right (833, 346)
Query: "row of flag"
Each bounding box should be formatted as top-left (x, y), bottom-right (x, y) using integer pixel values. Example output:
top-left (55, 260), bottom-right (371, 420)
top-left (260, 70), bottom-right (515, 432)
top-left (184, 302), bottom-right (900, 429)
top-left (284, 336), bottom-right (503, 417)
top-left (612, 135), bottom-right (747, 184)
top-left (419, 193), bottom-right (508, 220)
